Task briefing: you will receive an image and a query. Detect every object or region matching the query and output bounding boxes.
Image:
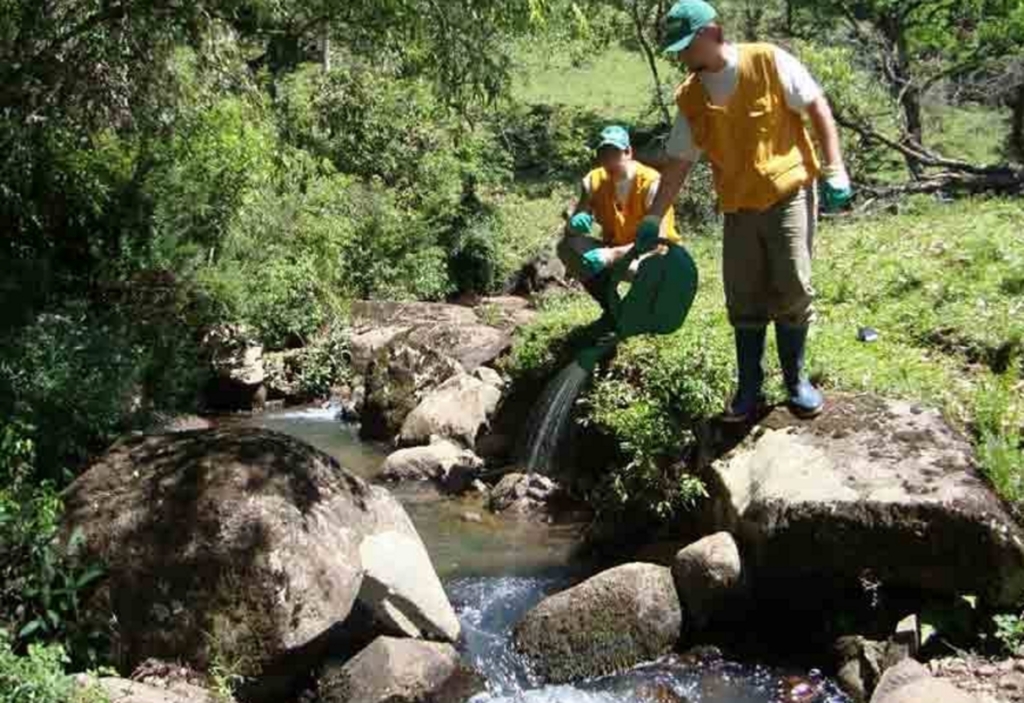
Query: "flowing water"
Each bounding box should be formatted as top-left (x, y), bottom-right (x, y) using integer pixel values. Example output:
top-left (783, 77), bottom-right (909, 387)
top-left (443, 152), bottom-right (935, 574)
top-left (246, 405), bottom-right (852, 703)
top-left (522, 362), bottom-right (592, 475)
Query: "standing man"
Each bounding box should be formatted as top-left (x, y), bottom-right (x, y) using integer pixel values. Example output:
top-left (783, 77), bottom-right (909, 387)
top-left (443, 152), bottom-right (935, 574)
top-left (560, 125), bottom-right (681, 314)
top-left (636, 0), bottom-right (852, 420)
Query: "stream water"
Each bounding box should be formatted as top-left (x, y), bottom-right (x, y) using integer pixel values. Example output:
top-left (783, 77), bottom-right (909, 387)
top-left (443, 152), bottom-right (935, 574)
top-left (247, 405), bottom-right (852, 703)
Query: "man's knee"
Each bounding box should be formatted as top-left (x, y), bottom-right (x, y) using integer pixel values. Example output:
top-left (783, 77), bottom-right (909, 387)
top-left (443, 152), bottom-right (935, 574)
top-left (773, 290), bottom-right (816, 327)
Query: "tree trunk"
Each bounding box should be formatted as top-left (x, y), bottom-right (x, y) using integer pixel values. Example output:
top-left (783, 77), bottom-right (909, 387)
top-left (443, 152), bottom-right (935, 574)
top-left (1011, 84), bottom-right (1024, 163)
top-left (321, 22), bottom-right (331, 72)
top-left (631, 0), bottom-right (672, 126)
top-left (882, 16), bottom-right (925, 178)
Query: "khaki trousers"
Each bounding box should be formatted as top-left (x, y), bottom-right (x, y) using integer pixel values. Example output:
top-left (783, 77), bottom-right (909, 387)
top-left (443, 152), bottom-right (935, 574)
top-left (722, 185), bottom-right (817, 328)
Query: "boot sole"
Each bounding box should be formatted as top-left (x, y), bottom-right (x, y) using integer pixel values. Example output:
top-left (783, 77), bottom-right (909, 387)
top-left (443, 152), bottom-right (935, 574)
top-left (788, 402), bottom-right (824, 419)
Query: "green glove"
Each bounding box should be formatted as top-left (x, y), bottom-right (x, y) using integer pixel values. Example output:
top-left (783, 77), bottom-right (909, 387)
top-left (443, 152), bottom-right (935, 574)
top-left (821, 164), bottom-right (853, 212)
top-left (635, 216), bottom-right (660, 254)
top-left (569, 212), bottom-right (594, 235)
top-left (582, 248), bottom-right (610, 275)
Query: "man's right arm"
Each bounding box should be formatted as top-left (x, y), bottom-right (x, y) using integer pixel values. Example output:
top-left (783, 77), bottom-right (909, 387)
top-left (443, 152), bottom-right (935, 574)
top-left (647, 157), bottom-right (693, 220)
top-left (636, 114), bottom-right (696, 250)
top-left (651, 113), bottom-right (698, 217)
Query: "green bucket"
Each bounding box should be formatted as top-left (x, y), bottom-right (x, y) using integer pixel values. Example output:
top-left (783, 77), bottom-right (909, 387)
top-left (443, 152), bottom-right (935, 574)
top-left (607, 238), bottom-right (699, 339)
top-left (576, 239), bottom-right (699, 371)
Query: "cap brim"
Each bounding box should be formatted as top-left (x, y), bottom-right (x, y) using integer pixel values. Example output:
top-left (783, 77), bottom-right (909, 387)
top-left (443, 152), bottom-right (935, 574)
top-left (662, 33), bottom-right (697, 54)
top-left (597, 140), bottom-right (629, 151)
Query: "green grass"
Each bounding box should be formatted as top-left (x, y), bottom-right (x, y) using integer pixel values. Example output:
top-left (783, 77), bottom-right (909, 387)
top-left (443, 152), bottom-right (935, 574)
top-left (491, 183), bottom-right (576, 283)
top-left (926, 104), bottom-right (1014, 166)
top-left (508, 197), bottom-right (1024, 517)
top-left (512, 40), bottom-right (678, 124)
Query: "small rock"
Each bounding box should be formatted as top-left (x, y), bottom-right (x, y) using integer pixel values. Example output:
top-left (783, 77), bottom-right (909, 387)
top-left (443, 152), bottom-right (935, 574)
top-left (474, 366), bottom-right (505, 388)
top-left (489, 472), bottom-right (561, 518)
top-left (1001, 672), bottom-right (1024, 691)
top-left (977, 665), bottom-right (998, 678)
top-left (870, 659), bottom-right (976, 703)
top-left (460, 512), bottom-right (483, 524)
top-left (380, 441), bottom-right (484, 492)
top-left (671, 532), bottom-right (743, 630)
top-left (894, 614), bottom-right (920, 657)
top-left (318, 636), bottom-right (481, 703)
top-left (514, 563), bottom-right (682, 684)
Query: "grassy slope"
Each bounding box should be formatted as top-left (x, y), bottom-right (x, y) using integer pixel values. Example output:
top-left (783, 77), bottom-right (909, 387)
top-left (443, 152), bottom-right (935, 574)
top-left (498, 45), bottom-right (1023, 509)
top-left (496, 35), bottom-right (1023, 514)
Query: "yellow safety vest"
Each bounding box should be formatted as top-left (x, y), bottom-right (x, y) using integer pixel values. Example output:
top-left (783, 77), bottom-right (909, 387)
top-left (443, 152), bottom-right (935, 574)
top-left (587, 163), bottom-right (681, 246)
top-left (675, 43), bottom-right (820, 213)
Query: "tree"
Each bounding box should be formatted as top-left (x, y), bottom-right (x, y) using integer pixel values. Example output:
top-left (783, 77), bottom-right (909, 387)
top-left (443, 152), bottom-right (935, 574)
top-left (793, 0), bottom-right (1024, 177)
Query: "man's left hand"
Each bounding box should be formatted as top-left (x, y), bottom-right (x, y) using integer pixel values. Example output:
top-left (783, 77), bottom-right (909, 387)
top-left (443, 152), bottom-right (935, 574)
top-left (636, 216), bottom-right (661, 254)
top-left (821, 163), bottom-right (853, 212)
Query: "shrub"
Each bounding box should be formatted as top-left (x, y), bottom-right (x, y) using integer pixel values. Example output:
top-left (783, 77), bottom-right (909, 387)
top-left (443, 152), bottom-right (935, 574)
top-left (504, 288), bottom-right (734, 528)
top-left (294, 328), bottom-right (353, 400)
top-left (973, 375), bottom-right (1024, 510)
top-left (0, 632), bottom-right (108, 703)
top-left (493, 103), bottom-right (603, 181)
top-left (994, 612), bottom-right (1024, 655)
top-left (146, 95), bottom-right (277, 275)
top-left (0, 425), bottom-right (109, 670)
top-left (0, 306), bottom-right (145, 481)
top-left (584, 308), bottom-right (733, 522)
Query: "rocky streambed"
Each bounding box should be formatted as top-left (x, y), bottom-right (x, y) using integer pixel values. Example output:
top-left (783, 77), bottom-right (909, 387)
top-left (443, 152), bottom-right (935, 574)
top-left (68, 298), bottom-right (1024, 703)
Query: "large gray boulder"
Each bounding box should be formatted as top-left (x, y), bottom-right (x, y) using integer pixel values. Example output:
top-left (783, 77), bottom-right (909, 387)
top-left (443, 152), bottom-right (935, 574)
top-left (318, 636), bottom-right (481, 703)
top-left (399, 374), bottom-right (502, 450)
top-left (514, 563), bottom-right (682, 684)
top-left (672, 532), bottom-right (744, 630)
top-left (870, 659), bottom-right (976, 703)
top-left (62, 428), bottom-right (458, 682)
top-left (351, 300), bottom-right (531, 441)
top-left (702, 395), bottom-right (1024, 607)
top-left (348, 301), bottom-right (515, 375)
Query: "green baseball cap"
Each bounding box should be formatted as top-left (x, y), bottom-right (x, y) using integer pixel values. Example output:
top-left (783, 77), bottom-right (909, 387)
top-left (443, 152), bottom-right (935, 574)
top-left (662, 0), bottom-right (718, 54)
top-left (597, 125), bottom-right (631, 151)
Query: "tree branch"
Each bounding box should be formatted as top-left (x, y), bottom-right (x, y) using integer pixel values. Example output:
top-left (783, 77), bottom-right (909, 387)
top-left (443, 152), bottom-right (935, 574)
top-left (833, 109), bottom-right (1014, 175)
top-left (630, 0), bottom-right (672, 126)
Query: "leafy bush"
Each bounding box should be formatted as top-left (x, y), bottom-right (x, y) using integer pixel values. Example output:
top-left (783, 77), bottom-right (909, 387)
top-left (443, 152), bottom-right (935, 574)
top-left (0, 425), bottom-right (109, 670)
top-left (504, 288), bottom-right (733, 528)
top-left (294, 329), bottom-right (353, 400)
top-left (501, 292), bottom-right (604, 381)
top-left (793, 40), bottom-right (902, 182)
top-left (973, 375), bottom-right (1024, 509)
top-left (674, 160), bottom-right (721, 236)
top-left (494, 103), bottom-right (602, 181)
top-left (276, 63), bottom-right (509, 221)
top-left (994, 612), bottom-right (1024, 655)
top-left (146, 95), bottom-right (277, 275)
top-left (0, 631), bottom-right (108, 703)
top-left (584, 307), bottom-right (733, 522)
top-left (0, 307), bottom-right (145, 481)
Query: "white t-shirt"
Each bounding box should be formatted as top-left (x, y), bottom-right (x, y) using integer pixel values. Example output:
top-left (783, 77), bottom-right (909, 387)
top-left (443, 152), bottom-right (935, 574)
top-left (580, 161), bottom-right (660, 209)
top-left (665, 43), bottom-right (823, 162)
